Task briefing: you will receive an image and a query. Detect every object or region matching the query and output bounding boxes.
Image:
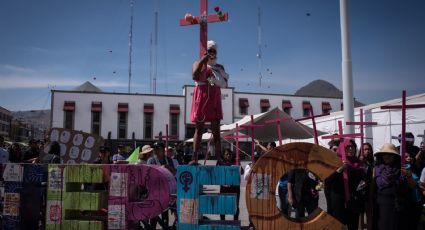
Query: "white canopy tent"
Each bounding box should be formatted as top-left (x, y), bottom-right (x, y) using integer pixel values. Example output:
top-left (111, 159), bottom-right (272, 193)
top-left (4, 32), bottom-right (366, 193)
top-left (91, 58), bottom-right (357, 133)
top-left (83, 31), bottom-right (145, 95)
top-left (185, 107), bottom-right (326, 143)
top-left (298, 93), bottom-right (425, 152)
top-left (223, 107), bottom-right (325, 143)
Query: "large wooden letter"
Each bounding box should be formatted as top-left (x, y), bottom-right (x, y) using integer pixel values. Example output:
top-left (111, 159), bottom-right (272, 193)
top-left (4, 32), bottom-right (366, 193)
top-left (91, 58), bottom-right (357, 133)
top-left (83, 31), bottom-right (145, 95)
top-left (107, 164), bottom-right (176, 229)
top-left (246, 143), bottom-right (343, 230)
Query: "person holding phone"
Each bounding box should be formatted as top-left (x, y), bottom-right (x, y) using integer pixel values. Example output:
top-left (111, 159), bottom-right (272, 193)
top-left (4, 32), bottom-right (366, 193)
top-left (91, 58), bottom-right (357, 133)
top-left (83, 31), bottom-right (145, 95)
top-left (190, 40), bottom-right (229, 163)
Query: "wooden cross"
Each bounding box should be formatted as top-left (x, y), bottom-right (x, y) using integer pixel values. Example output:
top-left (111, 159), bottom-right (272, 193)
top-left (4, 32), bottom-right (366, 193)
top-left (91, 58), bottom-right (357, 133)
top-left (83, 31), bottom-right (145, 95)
top-left (240, 115), bottom-right (265, 163)
top-left (322, 120), bottom-right (363, 203)
top-left (180, 0), bottom-right (229, 58)
top-left (224, 123), bottom-right (249, 165)
top-left (381, 90), bottom-right (425, 166)
top-left (295, 105), bottom-right (330, 145)
top-left (264, 109), bottom-right (292, 146)
top-left (346, 109), bottom-right (378, 158)
top-left (154, 124), bottom-right (178, 150)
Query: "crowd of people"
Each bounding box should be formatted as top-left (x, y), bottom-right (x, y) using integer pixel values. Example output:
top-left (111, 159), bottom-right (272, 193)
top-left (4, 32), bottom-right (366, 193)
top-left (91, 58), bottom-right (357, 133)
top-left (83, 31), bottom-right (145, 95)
top-left (241, 134), bottom-right (425, 230)
top-left (320, 133), bottom-right (425, 230)
top-left (2, 132), bottom-right (425, 229)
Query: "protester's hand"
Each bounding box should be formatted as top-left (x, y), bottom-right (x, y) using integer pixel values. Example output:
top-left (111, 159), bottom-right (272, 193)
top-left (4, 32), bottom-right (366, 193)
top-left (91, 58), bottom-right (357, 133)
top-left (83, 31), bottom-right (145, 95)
top-left (287, 196), bottom-right (294, 206)
top-left (31, 158), bottom-right (39, 163)
top-left (416, 150), bottom-right (424, 160)
top-left (336, 160), bottom-right (348, 173)
top-left (401, 167), bottom-right (412, 178)
top-left (200, 53), bottom-right (210, 63)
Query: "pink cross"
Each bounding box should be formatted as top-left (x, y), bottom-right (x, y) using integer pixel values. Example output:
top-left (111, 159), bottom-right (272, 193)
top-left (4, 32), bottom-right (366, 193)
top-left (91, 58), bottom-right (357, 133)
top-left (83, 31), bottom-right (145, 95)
top-left (346, 109), bottom-right (377, 158)
top-left (154, 124), bottom-right (178, 150)
top-left (322, 120), bottom-right (363, 203)
top-left (381, 90), bottom-right (425, 166)
top-left (295, 105), bottom-right (330, 145)
top-left (224, 123), bottom-right (249, 165)
top-left (180, 0), bottom-right (229, 58)
top-left (264, 109), bottom-right (292, 146)
top-left (240, 115), bottom-right (265, 163)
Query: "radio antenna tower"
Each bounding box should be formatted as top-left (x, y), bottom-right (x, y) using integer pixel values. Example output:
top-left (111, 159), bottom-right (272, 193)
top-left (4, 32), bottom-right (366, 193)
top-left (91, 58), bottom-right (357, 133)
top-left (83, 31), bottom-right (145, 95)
top-left (152, 0), bottom-right (159, 94)
top-left (257, 0), bottom-right (263, 87)
top-left (128, 0), bottom-right (134, 93)
top-left (149, 33), bottom-right (153, 93)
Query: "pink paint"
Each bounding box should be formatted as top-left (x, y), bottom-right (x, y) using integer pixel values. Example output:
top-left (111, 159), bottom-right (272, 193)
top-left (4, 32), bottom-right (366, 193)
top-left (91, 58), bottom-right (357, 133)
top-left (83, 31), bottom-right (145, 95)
top-left (154, 124), bottom-right (178, 150)
top-left (224, 123), bottom-right (249, 165)
top-left (240, 115), bottom-right (264, 163)
top-left (346, 109), bottom-right (377, 158)
top-left (322, 121), bottom-right (364, 203)
top-left (107, 164), bottom-right (176, 229)
top-left (380, 90), bottom-right (425, 167)
top-left (295, 106), bottom-right (330, 145)
top-left (264, 109), bottom-right (292, 146)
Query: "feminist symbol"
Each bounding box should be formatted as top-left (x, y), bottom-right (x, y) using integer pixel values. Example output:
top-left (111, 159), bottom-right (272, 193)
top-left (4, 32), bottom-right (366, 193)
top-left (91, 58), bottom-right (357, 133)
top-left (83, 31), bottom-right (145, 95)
top-left (179, 171), bottom-right (193, 192)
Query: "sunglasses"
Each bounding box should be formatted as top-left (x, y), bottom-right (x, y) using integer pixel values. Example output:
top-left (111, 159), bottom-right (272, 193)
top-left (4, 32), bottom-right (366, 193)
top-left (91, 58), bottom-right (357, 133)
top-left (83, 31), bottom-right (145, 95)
top-left (207, 49), bottom-right (217, 54)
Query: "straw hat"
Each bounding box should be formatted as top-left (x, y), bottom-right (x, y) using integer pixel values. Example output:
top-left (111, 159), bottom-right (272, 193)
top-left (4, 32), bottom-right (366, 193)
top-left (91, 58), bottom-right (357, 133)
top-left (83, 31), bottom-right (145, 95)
top-left (374, 143), bottom-right (400, 157)
top-left (140, 145), bottom-right (153, 155)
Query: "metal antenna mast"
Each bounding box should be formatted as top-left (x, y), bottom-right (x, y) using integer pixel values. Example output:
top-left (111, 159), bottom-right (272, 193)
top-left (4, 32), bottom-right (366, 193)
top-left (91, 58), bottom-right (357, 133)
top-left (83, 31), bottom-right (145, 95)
top-left (257, 1), bottom-right (263, 87)
top-left (128, 0), bottom-right (134, 93)
top-left (149, 33), bottom-right (153, 93)
top-left (153, 0), bottom-right (159, 94)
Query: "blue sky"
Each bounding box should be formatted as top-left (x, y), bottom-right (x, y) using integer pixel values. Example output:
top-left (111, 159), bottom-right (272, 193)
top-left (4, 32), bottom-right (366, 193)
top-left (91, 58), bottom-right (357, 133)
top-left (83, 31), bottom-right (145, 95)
top-left (1, 0), bottom-right (424, 111)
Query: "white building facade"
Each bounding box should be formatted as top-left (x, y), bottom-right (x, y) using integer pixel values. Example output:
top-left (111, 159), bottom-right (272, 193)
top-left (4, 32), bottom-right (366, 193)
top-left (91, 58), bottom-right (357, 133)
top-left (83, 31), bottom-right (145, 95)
top-left (51, 83), bottom-right (343, 141)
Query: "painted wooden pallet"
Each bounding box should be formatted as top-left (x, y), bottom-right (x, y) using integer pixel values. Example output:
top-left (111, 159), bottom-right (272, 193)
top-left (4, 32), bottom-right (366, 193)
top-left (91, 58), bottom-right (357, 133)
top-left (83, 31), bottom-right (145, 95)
top-left (177, 165), bottom-right (241, 230)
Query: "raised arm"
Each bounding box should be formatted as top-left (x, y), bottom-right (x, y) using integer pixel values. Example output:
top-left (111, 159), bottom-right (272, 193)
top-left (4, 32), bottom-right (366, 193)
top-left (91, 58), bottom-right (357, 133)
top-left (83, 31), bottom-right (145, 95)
top-left (192, 54), bottom-right (210, 81)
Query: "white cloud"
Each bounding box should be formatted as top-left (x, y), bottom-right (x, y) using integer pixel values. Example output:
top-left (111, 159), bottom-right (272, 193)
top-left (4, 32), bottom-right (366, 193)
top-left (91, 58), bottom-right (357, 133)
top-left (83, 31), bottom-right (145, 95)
top-left (0, 64), bottom-right (36, 74)
top-left (0, 75), bottom-right (144, 89)
top-left (0, 64), bottom-right (143, 89)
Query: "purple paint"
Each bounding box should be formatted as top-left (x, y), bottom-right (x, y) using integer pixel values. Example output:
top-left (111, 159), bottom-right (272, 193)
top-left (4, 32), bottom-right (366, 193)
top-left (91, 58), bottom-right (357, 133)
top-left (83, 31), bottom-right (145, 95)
top-left (107, 164), bottom-right (176, 229)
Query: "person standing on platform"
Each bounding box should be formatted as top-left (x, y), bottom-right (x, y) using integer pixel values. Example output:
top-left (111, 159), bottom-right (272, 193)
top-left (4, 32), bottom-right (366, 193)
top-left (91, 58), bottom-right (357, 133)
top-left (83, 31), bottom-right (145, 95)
top-left (190, 40), bottom-right (229, 163)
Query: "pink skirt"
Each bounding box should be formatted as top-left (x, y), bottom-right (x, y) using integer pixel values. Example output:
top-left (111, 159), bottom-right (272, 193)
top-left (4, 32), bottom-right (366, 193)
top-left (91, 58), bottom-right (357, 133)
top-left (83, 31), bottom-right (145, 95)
top-left (190, 85), bottom-right (223, 123)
